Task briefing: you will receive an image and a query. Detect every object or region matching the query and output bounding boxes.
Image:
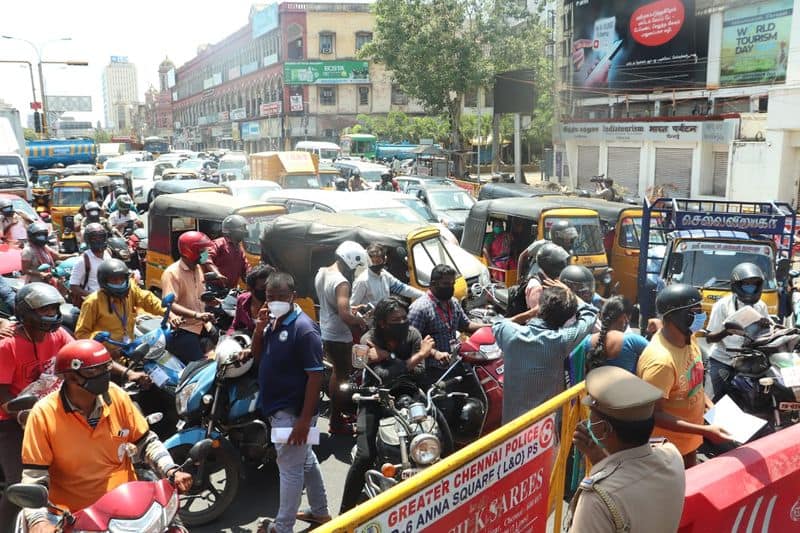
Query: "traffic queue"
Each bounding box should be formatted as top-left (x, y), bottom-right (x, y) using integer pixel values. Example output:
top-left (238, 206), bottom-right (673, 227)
top-left (0, 153), bottom-right (799, 533)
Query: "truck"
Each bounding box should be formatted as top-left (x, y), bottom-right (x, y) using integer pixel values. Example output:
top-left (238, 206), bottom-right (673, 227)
top-left (25, 138), bottom-right (97, 171)
top-left (374, 141), bottom-right (419, 161)
top-left (0, 102), bottom-right (31, 200)
top-left (249, 151), bottom-right (320, 189)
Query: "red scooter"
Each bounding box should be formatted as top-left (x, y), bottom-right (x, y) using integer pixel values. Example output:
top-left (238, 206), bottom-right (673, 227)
top-left (6, 439), bottom-right (212, 533)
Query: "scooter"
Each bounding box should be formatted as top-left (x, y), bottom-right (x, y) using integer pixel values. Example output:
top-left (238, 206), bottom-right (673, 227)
top-left (201, 271), bottom-right (239, 334)
top-left (6, 439), bottom-right (213, 533)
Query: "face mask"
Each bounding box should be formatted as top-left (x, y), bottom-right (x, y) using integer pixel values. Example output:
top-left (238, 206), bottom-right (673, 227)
top-left (106, 280), bottom-right (130, 296)
top-left (36, 312), bottom-right (63, 332)
top-left (369, 264), bottom-right (384, 274)
top-left (87, 210), bottom-right (100, 220)
top-left (689, 311), bottom-right (707, 334)
top-left (741, 284), bottom-right (758, 295)
top-left (493, 226), bottom-right (503, 235)
top-left (79, 370), bottom-right (111, 396)
top-left (432, 285), bottom-right (455, 301)
top-left (2, 209), bottom-right (13, 218)
top-left (341, 266), bottom-right (355, 283)
top-left (89, 240), bottom-right (106, 252)
top-left (33, 234), bottom-right (48, 246)
top-left (584, 419), bottom-right (611, 458)
top-left (198, 250), bottom-right (210, 264)
top-left (386, 321), bottom-right (410, 341)
top-left (268, 300), bottom-right (292, 318)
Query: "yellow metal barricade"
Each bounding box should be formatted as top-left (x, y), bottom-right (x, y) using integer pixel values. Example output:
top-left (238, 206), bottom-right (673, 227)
top-left (319, 382), bottom-right (588, 533)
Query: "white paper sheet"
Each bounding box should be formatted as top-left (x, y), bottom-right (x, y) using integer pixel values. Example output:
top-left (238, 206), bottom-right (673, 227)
top-left (147, 366), bottom-right (170, 388)
top-left (271, 426), bottom-right (321, 445)
top-left (704, 395), bottom-right (767, 444)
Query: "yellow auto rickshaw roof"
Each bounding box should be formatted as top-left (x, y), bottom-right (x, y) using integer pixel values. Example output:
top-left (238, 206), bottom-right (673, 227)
top-left (53, 174), bottom-right (112, 188)
top-left (149, 192), bottom-right (284, 219)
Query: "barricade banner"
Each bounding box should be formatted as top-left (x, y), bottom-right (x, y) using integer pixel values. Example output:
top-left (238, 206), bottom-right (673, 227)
top-left (452, 179), bottom-right (479, 197)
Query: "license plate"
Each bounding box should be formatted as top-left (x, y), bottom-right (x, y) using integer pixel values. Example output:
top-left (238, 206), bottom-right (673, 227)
top-left (779, 402), bottom-right (800, 411)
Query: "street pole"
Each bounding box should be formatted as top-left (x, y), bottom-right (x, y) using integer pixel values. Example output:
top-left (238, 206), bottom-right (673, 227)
top-left (476, 106), bottom-right (481, 181)
top-left (514, 113), bottom-right (522, 183)
top-left (37, 60), bottom-right (47, 137)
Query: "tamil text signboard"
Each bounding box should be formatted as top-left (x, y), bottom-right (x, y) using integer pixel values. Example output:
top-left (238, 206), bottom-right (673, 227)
top-left (284, 61), bottom-right (370, 85)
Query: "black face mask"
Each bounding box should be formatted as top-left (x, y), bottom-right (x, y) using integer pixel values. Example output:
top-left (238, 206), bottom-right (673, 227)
top-left (341, 265), bottom-right (355, 283)
top-left (432, 285), bottom-right (455, 301)
top-left (87, 210), bottom-right (100, 220)
top-left (79, 370), bottom-right (111, 396)
top-left (33, 234), bottom-right (48, 246)
top-left (369, 264), bottom-right (384, 274)
top-left (385, 321), bottom-right (410, 341)
top-left (253, 289), bottom-right (266, 301)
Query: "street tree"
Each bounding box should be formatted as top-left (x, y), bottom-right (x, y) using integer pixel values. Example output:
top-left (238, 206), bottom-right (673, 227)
top-left (94, 129), bottom-right (111, 144)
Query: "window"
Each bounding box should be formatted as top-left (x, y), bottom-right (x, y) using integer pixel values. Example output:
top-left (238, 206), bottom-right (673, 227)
top-left (355, 32), bottom-right (372, 51)
top-left (391, 84), bottom-right (408, 105)
top-left (320, 86), bottom-right (336, 106)
top-left (358, 86), bottom-right (369, 106)
top-left (319, 33), bottom-right (334, 54)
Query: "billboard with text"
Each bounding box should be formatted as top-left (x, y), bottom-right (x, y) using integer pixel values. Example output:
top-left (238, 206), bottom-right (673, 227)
top-left (571, 0), bottom-right (706, 91)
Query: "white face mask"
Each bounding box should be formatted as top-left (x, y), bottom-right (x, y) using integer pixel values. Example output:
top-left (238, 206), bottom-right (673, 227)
top-left (268, 300), bottom-right (292, 318)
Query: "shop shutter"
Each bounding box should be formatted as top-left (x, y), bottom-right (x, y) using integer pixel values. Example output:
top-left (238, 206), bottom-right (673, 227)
top-left (577, 145), bottom-right (599, 189)
top-left (712, 151), bottom-right (728, 197)
top-left (654, 148), bottom-right (692, 197)
top-left (606, 147), bottom-right (640, 197)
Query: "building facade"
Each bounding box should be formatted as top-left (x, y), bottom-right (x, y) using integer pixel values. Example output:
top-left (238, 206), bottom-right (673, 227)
top-left (145, 58), bottom-right (176, 139)
top-left (553, 0), bottom-right (800, 205)
top-left (101, 56), bottom-right (139, 132)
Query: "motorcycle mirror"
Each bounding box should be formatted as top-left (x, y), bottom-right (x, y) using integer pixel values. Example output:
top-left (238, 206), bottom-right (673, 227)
top-left (5, 483), bottom-right (48, 509)
top-left (131, 343), bottom-right (150, 360)
top-left (200, 291), bottom-right (217, 303)
top-left (189, 438), bottom-right (214, 463)
top-left (4, 394), bottom-right (38, 414)
top-left (790, 270), bottom-right (800, 279)
top-left (161, 293), bottom-right (175, 306)
top-left (146, 412), bottom-right (163, 425)
top-left (93, 331), bottom-right (111, 342)
top-left (351, 345), bottom-right (368, 369)
top-left (204, 272), bottom-right (221, 282)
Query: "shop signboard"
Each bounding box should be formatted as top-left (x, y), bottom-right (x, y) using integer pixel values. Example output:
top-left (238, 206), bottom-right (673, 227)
top-left (284, 61), bottom-right (370, 85)
top-left (218, 111), bottom-right (230, 122)
top-left (721, 0), bottom-right (793, 85)
top-left (570, 0), bottom-right (705, 91)
top-left (264, 53), bottom-right (279, 67)
top-left (211, 126), bottom-right (223, 137)
top-left (242, 121), bottom-right (261, 140)
top-left (353, 415), bottom-right (555, 533)
top-left (289, 95), bottom-right (304, 112)
top-left (560, 120), bottom-right (736, 143)
top-left (230, 108), bottom-right (247, 121)
top-left (260, 102), bottom-right (282, 116)
top-left (242, 61), bottom-right (259, 76)
top-left (252, 3), bottom-right (278, 39)
top-left (232, 123), bottom-right (241, 141)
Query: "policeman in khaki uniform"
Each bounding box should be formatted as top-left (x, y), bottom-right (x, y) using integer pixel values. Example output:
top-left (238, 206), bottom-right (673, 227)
top-left (567, 366), bottom-right (686, 533)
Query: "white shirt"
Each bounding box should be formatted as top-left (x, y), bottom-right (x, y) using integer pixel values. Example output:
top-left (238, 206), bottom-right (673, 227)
top-left (69, 250), bottom-right (112, 293)
top-left (350, 268), bottom-right (424, 308)
top-left (707, 293), bottom-right (769, 365)
top-left (108, 210), bottom-right (138, 228)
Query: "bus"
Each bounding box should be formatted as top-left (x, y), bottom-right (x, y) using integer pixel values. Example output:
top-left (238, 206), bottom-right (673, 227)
top-left (294, 141), bottom-right (342, 164)
top-left (340, 133), bottom-right (376, 159)
top-left (110, 135), bottom-right (143, 152)
top-left (143, 136), bottom-right (170, 158)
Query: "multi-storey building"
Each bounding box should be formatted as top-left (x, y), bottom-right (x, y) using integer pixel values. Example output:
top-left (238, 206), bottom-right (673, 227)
top-left (145, 58), bottom-right (176, 139)
top-left (553, 0), bottom-right (800, 204)
top-left (101, 56), bottom-right (139, 132)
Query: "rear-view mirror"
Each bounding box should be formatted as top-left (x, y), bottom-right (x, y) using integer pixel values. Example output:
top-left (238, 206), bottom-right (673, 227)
top-left (162, 293), bottom-right (175, 306)
top-left (6, 484), bottom-right (48, 509)
top-left (4, 395), bottom-right (38, 414)
top-left (669, 254), bottom-right (684, 276)
top-left (352, 344), bottom-right (368, 369)
top-left (93, 331), bottom-right (111, 343)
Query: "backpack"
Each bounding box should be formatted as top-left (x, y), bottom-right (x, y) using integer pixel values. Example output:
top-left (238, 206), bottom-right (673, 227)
top-left (70, 252), bottom-right (92, 307)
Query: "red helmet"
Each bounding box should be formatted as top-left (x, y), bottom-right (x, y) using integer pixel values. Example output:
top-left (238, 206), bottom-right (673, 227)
top-left (178, 231), bottom-right (212, 262)
top-left (55, 339), bottom-right (112, 374)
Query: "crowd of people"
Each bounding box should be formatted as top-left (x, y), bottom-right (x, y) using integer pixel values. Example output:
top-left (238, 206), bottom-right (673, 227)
top-left (0, 197), bottom-right (778, 532)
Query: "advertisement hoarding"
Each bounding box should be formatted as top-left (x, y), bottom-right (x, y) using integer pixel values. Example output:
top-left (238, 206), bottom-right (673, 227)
top-left (720, 0), bottom-right (793, 85)
top-left (252, 3), bottom-right (279, 39)
top-left (570, 0), bottom-right (705, 91)
top-left (45, 95), bottom-right (92, 112)
top-left (259, 102), bottom-right (282, 116)
top-left (284, 61), bottom-right (370, 85)
top-left (230, 108), bottom-right (247, 121)
top-left (242, 121), bottom-right (261, 140)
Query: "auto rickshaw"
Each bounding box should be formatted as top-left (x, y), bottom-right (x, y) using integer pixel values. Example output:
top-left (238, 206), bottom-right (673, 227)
top-left (96, 169), bottom-right (134, 198)
top-left (151, 179), bottom-right (229, 200)
top-left (145, 192), bottom-right (286, 292)
top-left (50, 174), bottom-right (113, 252)
top-left (159, 168), bottom-right (201, 181)
top-left (31, 168), bottom-right (65, 215)
top-left (476, 182), bottom-right (562, 201)
top-left (318, 165), bottom-right (341, 190)
top-left (260, 210), bottom-right (468, 321)
top-left (461, 197), bottom-right (608, 288)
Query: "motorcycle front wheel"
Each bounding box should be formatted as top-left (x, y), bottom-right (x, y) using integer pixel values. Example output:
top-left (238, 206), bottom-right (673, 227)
top-left (169, 443), bottom-right (241, 526)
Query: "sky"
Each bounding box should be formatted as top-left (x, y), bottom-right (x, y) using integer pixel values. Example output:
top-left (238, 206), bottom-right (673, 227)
top-left (1, 0), bottom-right (262, 128)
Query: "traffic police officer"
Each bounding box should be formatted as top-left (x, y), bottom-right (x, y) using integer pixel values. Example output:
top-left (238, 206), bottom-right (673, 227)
top-left (567, 366), bottom-right (685, 533)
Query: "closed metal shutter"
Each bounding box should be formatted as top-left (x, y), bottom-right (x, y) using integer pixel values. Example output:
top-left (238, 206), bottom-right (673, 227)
top-left (606, 147), bottom-right (640, 197)
top-left (654, 148), bottom-right (692, 197)
top-left (712, 151), bottom-right (728, 197)
top-left (577, 145), bottom-right (599, 189)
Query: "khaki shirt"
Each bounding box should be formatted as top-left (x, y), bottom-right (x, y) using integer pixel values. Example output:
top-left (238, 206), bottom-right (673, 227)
top-left (161, 260), bottom-right (204, 334)
top-left (568, 442), bottom-right (685, 533)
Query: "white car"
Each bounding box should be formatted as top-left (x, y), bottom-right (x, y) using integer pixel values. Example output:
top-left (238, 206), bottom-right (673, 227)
top-left (127, 161), bottom-right (174, 208)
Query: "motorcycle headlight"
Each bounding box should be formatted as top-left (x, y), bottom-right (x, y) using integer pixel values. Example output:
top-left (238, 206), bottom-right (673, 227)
top-left (176, 382), bottom-right (198, 416)
top-left (107, 501), bottom-right (165, 533)
top-left (410, 433), bottom-right (441, 465)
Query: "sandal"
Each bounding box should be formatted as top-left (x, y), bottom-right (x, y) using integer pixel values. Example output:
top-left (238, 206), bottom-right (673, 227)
top-left (256, 518), bottom-right (277, 533)
top-left (296, 509), bottom-right (332, 524)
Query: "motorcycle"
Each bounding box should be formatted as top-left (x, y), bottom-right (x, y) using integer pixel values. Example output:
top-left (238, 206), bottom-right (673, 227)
top-left (163, 334), bottom-right (262, 526)
top-left (128, 228), bottom-right (148, 284)
top-left (59, 215), bottom-right (78, 255)
top-left (6, 439), bottom-right (213, 533)
top-left (201, 271), bottom-right (239, 334)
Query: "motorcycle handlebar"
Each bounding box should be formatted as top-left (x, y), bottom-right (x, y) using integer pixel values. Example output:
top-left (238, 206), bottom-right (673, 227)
top-left (352, 393), bottom-right (380, 403)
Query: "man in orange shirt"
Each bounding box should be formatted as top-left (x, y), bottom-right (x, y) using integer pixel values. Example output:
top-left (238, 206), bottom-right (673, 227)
top-left (637, 284), bottom-right (734, 468)
top-left (20, 339), bottom-right (192, 533)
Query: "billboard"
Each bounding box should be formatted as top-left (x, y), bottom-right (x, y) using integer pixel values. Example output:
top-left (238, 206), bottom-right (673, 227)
top-left (167, 68), bottom-right (176, 88)
top-left (45, 95), bottom-right (92, 112)
top-left (494, 69), bottom-right (536, 114)
top-left (252, 3), bottom-right (279, 39)
top-left (570, 0), bottom-right (705, 91)
top-left (720, 0), bottom-right (793, 86)
top-left (284, 61), bottom-right (370, 85)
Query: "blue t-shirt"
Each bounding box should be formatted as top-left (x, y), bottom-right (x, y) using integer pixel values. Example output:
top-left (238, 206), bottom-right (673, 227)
top-left (258, 305), bottom-right (324, 417)
top-left (572, 332), bottom-right (649, 376)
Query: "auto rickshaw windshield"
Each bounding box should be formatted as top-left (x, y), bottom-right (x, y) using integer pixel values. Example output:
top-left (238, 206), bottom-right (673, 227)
top-left (284, 174), bottom-right (320, 189)
top-left (545, 216), bottom-right (605, 255)
top-left (242, 212), bottom-right (284, 255)
top-left (412, 236), bottom-right (460, 286)
top-left (619, 216), bottom-right (666, 248)
top-left (52, 186), bottom-right (92, 206)
top-left (672, 241), bottom-right (777, 290)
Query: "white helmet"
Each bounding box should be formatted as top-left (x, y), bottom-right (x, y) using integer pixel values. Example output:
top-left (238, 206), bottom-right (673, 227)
top-left (215, 333), bottom-right (253, 379)
top-left (335, 240), bottom-right (367, 270)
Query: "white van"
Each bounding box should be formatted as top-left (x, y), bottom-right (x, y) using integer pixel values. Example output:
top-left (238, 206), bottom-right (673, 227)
top-left (294, 141), bottom-right (342, 165)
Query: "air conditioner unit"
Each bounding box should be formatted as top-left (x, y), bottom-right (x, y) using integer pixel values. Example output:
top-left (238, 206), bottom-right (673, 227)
top-left (321, 46), bottom-right (332, 54)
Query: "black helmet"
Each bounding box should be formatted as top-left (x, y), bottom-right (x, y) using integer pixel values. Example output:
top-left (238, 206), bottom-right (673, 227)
top-left (456, 397), bottom-right (486, 439)
top-left (27, 221), bottom-right (49, 245)
top-left (381, 172), bottom-right (392, 181)
top-left (15, 282), bottom-right (64, 332)
top-left (83, 223), bottom-right (108, 252)
top-left (107, 236), bottom-right (131, 261)
top-left (549, 220), bottom-right (579, 251)
top-left (97, 258), bottom-right (131, 297)
top-left (559, 265), bottom-right (596, 302)
top-left (116, 195), bottom-right (133, 210)
top-left (335, 177), bottom-right (347, 191)
top-left (656, 283), bottom-right (702, 333)
top-left (730, 262), bottom-right (765, 305)
top-left (221, 214), bottom-right (248, 242)
top-left (536, 243), bottom-right (571, 279)
top-left (84, 201), bottom-right (102, 220)
top-left (114, 186), bottom-right (127, 197)
top-left (0, 198), bottom-right (13, 216)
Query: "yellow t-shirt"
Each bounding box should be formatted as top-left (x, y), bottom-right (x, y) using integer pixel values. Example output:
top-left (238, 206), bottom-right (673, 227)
top-left (636, 331), bottom-right (705, 455)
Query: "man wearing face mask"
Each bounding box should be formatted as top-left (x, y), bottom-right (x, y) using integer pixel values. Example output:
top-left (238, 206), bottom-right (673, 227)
top-left (705, 263), bottom-right (770, 402)
top-left (0, 283), bottom-right (73, 530)
top-left (162, 231), bottom-right (215, 364)
top-left (252, 272), bottom-right (329, 533)
top-left (21, 222), bottom-right (74, 284)
top-left (637, 283), bottom-right (733, 468)
top-left (69, 223), bottom-right (112, 306)
top-left (206, 214), bottom-right (250, 290)
top-left (19, 339), bottom-right (193, 533)
top-left (0, 198), bottom-right (33, 244)
top-left (350, 243), bottom-right (423, 311)
top-left (566, 366), bottom-right (685, 533)
top-left (75, 201), bottom-right (114, 243)
top-left (107, 195), bottom-right (142, 235)
top-left (314, 240), bottom-right (369, 434)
